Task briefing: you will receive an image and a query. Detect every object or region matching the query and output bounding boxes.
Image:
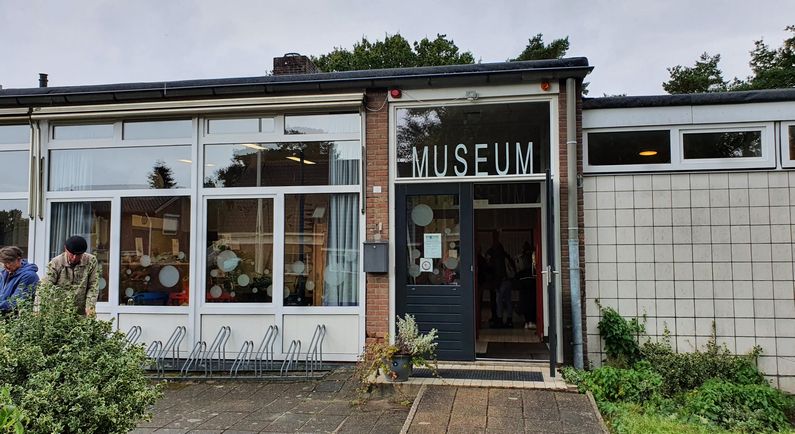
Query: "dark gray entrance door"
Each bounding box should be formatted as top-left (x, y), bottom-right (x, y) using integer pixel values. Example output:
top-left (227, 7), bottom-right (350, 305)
top-left (396, 183), bottom-right (474, 361)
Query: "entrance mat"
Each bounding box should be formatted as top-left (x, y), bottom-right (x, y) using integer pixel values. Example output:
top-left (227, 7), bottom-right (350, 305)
top-left (483, 342), bottom-right (550, 359)
top-left (411, 367), bottom-right (543, 382)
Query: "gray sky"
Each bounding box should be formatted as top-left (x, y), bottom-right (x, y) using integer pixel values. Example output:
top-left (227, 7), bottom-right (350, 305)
top-left (1, 0), bottom-right (793, 96)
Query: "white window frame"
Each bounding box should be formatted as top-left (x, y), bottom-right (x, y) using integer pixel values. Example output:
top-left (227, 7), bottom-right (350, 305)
top-left (583, 126), bottom-right (674, 174)
top-left (781, 121), bottom-right (795, 168)
top-left (0, 124), bottom-right (34, 259)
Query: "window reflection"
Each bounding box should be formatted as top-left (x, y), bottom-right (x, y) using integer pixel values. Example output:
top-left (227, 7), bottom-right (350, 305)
top-left (207, 117), bottom-right (275, 135)
top-left (49, 146), bottom-right (191, 191)
top-left (53, 124), bottom-right (113, 140)
top-left (206, 199), bottom-right (274, 303)
top-left (0, 125), bottom-right (28, 145)
top-left (285, 113), bottom-right (360, 135)
top-left (119, 197), bottom-right (190, 306)
top-left (587, 130), bottom-right (671, 166)
top-left (683, 131), bottom-right (762, 159)
top-left (284, 194), bottom-right (359, 306)
top-left (50, 202), bottom-right (111, 302)
top-left (0, 151), bottom-right (29, 192)
top-left (0, 200), bottom-right (28, 257)
top-left (203, 141), bottom-right (360, 187)
top-left (123, 120), bottom-right (192, 140)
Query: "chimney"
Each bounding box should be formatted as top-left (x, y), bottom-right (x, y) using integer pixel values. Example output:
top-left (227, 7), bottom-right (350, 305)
top-left (272, 53), bottom-right (320, 75)
top-left (38, 73), bottom-right (48, 88)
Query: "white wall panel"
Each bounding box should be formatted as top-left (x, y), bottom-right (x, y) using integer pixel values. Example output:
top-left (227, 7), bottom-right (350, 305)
top-left (282, 314), bottom-right (360, 356)
top-left (200, 314), bottom-right (277, 356)
top-left (118, 313), bottom-right (189, 353)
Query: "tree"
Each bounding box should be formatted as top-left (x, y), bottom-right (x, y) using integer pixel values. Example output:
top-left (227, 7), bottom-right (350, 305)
top-left (311, 34), bottom-right (474, 72)
top-left (511, 33), bottom-right (569, 61)
top-left (663, 52), bottom-right (727, 94)
top-left (148, 160), bottom-right (177, 189)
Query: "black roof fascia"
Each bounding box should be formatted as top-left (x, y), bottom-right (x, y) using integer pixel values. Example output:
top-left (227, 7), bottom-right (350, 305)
top-left (583, 88), bottom-right (795, 110)
top-left (0, 58), bottom-right (591, 108)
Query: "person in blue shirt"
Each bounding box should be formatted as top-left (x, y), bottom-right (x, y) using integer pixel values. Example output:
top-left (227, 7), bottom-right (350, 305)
top-left (0, 246), bottom-right (39, 314)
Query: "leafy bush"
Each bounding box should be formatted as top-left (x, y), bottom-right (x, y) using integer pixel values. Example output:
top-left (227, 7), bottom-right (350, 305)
top-left (684, 379), bottom-right (794, 433)
top-left (0, 283), bottom-right (161, 434)
top-left (604, 402), bottom-right (733, 434)
top-left (395, 314), bottom-right (438, 366)
top-left (562, 361), bottom-right (663, 405)
top-left (641, 333), bottom-right (765, 396)
top-left (597, 305), bottom-right (644, 367)
top-left (0, 387), bottom-right (25, 434)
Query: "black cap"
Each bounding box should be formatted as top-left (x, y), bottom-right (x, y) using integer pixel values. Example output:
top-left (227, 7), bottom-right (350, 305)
top-left (65, 236), bottom-right (88, 254)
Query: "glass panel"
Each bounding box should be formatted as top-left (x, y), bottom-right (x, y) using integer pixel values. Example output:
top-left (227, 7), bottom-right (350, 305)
top-left (0, 125), bottom-right (28, 145)
top-left (587, 130), bottom-right (671, 165)
top-left (119, 197), bottom-right (191, 306)
top-left (206, 198), bottom-right (274, 303)
top-left (0, 151), bottom-right (29, 192)
top-left (0, 200), bottom-right (28, 257)
top-left (683, 131), bottom-right (762, 159)
top-left (123, 120), bottom-right (192, 140)
top-left (49, 146), bottom-right (191, 191)
top-left (204, 141), bottom-right (360, 187)
top-left (285, 113), bottom-right (360, 135)
top-left (208, 118), bottom-right (260, 135)
top-left (396, 102), bottom-right (549, 178)
top-left (50, 202), bottom-right (111, 302)
top-left (405, 194), bottom-right (460, 285)
top-left (284, 194), bottom-right (359, 306)
top-left (789, 126), bottom-right (795, 161)
top-left (53, 123), bottom-right (113, 140)
top-left (474, 183), bottom-right (540, 205)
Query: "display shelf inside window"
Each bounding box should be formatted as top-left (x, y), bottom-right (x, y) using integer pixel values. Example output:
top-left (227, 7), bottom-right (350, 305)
top-left (120, 250), bottom-right (189, 306)
top-left (206, 239), bottom-right (273, 303)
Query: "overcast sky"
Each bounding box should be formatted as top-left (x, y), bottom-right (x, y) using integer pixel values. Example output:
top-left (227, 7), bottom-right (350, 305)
top-left (1, 0), bottom-right (793, 96)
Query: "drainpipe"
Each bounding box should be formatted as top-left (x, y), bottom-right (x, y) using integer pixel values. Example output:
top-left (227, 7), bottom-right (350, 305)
top-left (566, 77), bottom-right (584, 370)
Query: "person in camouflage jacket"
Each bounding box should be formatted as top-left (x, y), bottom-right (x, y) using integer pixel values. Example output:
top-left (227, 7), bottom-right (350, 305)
top-left (41, 236), bottom-right (100, 316)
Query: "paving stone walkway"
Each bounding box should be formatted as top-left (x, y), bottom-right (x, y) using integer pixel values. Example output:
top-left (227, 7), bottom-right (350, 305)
top-left (405, 386), bottom-right (606, 434)
top-left (131, 369), bottom-right (413, 433)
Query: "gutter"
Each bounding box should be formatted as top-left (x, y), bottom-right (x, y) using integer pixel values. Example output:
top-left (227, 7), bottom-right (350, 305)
top-left (566, 77), bottom-right (584, 370)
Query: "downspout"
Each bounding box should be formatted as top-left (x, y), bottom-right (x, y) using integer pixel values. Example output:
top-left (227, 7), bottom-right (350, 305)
top-left (566, 77), bottom-right (584, 370)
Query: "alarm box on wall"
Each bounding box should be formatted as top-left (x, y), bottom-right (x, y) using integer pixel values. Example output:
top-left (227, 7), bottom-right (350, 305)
top-left (362, 241), bottom-right (388, 273)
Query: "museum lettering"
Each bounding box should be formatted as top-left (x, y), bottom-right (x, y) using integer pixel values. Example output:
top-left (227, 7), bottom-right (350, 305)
top-left (411, 142), bottom-right (534, 178)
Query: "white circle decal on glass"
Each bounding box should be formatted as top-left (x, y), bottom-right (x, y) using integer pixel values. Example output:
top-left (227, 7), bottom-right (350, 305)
top-left (444, 257), bottom-right (459, 269)
top-left (178, 251), bottom-right (185, 260)
top-left (237, 274), bottom-right (250, 286)
top-left (444, 228), bottom-right (451, 234)
top-left (324, 263), bottom-right (342, 286)
top-left (210, 269), bottom-right (219, 277)
top-left (284, 286), bottom-right (291, 296)
top-left (291, 260), bottom-right (306, 274)
top-left (209, 285), bottom-right (222, 299)
top-left (306, 280), bottom-right (315, 291)
top-left (266, 285), bottom-right (273, 296)
top-left (264, 269), bottom-right (270, 275)
top-left (252, 287), bottom-right (258, 293)
top-left (98, 277), bottom-right (106, 291)
top-left (449, 242), bottom-right (456, 248)
top-left (408, 264), bottom-right (421, 277)
top-left (139, 255), bottom-right (152, 267)
top-left (125, 287), bottom-right (134, 297)
top-left (144, 276), bottom-right (150, 282)
top-left (410, 248), bottom-right (421, 260)
top-left (159, 265), bottom-right (180, 288)
top-left (217, 250), bottom-right (239, 272)
top-left (433, 268), bottom-right (440, 275)
top-left (126, 269), bottom-right (132, 275)
top-left (410, 204), bottom-right (434, 226)
top-left (230, 291), bottom-right (236, 298)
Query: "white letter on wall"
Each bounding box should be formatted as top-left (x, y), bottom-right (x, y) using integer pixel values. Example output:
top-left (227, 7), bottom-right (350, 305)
top-left (495, 142), bottom-right (509, 176)
top-left (454, 144), bottom-right (468, 176)
top-left (433, 145), bottom-right (448, 177)
top-left (475, 143), bottom-right (487, 176)
top-left (412, 146), bottom-right (429, 178)
top-left (516, 142), bottom-right (533, 175)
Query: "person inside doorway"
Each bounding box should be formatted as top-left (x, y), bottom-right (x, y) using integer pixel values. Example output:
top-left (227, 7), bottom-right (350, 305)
top-left (517, 240), bottom-right (537, 329)
top-left (485, 230), bottom-right (516, 328)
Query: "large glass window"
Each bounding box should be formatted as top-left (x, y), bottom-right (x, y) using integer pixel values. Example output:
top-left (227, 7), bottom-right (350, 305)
top-left (206, 198), bottom-right (274, 303)
top-left (683, 130), bottom-right (762, 159)
top-left (0, 200), bottom-right (28, 256)
top-left (119, 197), bottom-right (190, 306)
top-left (788, 125), bottom-right (795, 161)
top-left (0, 151), bottom-right (29, 192)
top-left (587, 130), bottom-right (671, 166)
top-left (49, 146), bottom-right (191, 191)
top-left (53, 123), bottom-right (113, 140)
top-left (50, 202), bottom-right (111, 302)
top-left (203, 141), bottom-right (360, 187)
top-left (396, 102), bottom-right (549, 179)
top-left (123, 120), bottom-right (192, 140)
top-left (283, 194), bottom-right (359, 306)
top-left (285, 113), bottom-right (360, 135)
top-left (0, 125), bottom-right (28, 144)
top-left (207, 117), bottom-right (275, 135)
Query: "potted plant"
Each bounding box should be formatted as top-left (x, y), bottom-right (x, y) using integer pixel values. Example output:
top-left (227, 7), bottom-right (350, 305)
top-left (356, 314), bottom-right (438, 383)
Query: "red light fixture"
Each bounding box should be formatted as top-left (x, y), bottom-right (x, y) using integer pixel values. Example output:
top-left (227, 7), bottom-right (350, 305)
top-left (389, 89), bottom-right (402, 98)
top-left (540, 81), bottom-right (551, 91)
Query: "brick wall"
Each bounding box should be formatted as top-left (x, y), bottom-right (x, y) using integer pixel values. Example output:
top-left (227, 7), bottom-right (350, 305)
top-left (364, 90), bottom-right (390, 341)
top-left (272, 54), bottom-right (320, 75)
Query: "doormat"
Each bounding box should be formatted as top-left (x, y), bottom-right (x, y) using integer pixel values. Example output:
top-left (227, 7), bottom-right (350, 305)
top-left (411, 368), bottom-right (543, 382)
top-left (483, 342), bottom-right (550, 359)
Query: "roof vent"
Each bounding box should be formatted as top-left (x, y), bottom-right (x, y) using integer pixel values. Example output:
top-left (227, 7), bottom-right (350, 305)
top-left (38, 73), bottom-right (48, 88)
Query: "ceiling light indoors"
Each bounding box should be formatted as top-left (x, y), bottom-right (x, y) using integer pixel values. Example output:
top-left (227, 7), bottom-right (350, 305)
top-left (639, 150), bottom-right (658, 156)
top-left (205, 163), bottom-right (216, 167)
top-left (178, 159), bottom-right (193, 164)
top-left (286, 156), bottom-right (316, 165)
top-left (242, 143), bottom-right (267, 150)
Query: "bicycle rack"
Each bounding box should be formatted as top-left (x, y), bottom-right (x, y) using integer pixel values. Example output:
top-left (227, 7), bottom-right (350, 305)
top-left (155, 326), bottom-right (186, 370)
top-left (145, 340), bottom-right (163, 373)
top-left (205, 326), bottom-right (231, 376)
top-left (253, 325), bottom-right (279, 375)
top-left (280, 339), bottom-right (301, 376)
top-left (305, 324), bottom-right (326, 375)
top-left (230, 340), bottom-right (254, 377)
top-left (125, 325), bottom-right (142, 347)
top-left (180, 341), bottom-right (207, 377)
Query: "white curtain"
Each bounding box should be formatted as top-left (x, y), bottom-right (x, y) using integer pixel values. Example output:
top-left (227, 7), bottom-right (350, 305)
top-left (50, 150), bottom-right (94, 191)
top-left (50, 203), bottom-right (93, 259)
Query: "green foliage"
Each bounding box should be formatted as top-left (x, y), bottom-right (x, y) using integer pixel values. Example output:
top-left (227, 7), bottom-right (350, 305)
top-left (395, 314), bottom-right (438, 367)
top-left (641, 333), bottom-right (765, 396)
top-left (604, 403), bottom-right (735, 434)
top-left (0, 387), bottom-right (25, 434)
top-left (312, 33), bottom-right (474, 72)
top-left (0, 283), bottom-right (161, 434)
top-left (563, 361), bottom-right (663, 405)
top-left (663, 52), bottom-right (727, 94)
top-left (597, 305), bottom-right (644, 367)
top-left (684, 380), bottom-right (795, 433)
top-left (511, 33), bottom-right (569, 61)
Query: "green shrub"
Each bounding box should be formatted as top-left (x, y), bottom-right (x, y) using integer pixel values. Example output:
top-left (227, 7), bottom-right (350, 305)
top-left (597, 305), bottom-right (644, 367)
top-left (605, 402), bottom-right (734, 434)
top-left (0, 387), bottom-right (25, 434)
top-left (562, 361), bottom-right (663, 405)
top-left (0, 283), bottom-right (161, 434)
top-left (684, 379), bottom-right (795, 433)
top-left (641, 333), bottom-right (765, 396)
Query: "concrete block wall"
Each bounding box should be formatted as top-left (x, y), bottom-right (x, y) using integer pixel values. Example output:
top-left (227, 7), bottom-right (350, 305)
top-left (583, 171), bottom-right (795, 392)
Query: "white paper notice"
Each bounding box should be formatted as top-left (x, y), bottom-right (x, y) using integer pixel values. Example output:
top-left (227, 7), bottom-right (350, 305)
top-left (424, 233), bottom-right (442, 258)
